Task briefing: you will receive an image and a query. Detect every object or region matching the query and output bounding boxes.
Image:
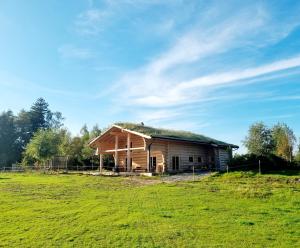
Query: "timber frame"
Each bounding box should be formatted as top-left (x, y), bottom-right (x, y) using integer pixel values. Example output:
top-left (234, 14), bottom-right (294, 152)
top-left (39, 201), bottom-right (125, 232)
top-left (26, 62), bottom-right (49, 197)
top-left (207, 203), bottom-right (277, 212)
top-left (89, 124), bottom-right (238, 173)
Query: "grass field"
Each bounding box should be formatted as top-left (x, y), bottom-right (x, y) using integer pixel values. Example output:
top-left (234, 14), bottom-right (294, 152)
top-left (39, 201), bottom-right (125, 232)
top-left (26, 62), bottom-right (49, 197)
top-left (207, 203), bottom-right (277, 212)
top-left (0, 171), bottom-right (299, 248)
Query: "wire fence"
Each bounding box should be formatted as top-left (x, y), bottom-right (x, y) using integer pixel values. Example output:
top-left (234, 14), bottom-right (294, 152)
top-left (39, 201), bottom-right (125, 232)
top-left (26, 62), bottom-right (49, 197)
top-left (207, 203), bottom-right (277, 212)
top-left (226, 161), bottom-right (262, 173)
top-left (0, 158), bottom-right (273, 175)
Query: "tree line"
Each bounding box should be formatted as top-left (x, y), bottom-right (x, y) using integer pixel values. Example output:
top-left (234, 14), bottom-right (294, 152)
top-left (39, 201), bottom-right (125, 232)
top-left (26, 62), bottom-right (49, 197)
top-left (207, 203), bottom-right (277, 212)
top-left (1, 98), bottom-right (300, 170)
top-left (0, 98), bottom-right (102, 169)
top-left (230, 122), bottom-right (300, 170)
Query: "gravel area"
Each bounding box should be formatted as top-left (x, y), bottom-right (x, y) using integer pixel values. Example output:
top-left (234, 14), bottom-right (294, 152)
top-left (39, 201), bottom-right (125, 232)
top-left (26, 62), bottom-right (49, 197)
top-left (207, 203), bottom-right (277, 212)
top-left (160, 172), bottom-right (212, 183)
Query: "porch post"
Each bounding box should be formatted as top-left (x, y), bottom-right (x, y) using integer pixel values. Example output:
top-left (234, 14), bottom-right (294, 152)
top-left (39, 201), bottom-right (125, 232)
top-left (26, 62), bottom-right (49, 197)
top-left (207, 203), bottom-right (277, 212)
top-left (114, 135), bottom-right (119, 170)
top-left (147, 143), bottom-right (152, 172)
top-left (99, 153), bottom-right (103, 172)
top-left (127, 133), bottom-right (131, 172)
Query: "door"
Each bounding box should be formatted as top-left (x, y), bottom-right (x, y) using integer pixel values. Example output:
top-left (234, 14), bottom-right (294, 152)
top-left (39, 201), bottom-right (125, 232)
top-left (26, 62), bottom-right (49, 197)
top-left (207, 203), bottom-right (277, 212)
top-left (150, 156), bottom-right (157, 172)
top-left (172, 156), bottom-right (179, 171)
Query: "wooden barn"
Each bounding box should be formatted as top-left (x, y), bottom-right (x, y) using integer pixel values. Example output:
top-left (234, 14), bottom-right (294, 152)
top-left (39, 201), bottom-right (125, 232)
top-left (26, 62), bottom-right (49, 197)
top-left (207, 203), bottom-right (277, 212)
top-left (89, 123), bottom-right (238, 173)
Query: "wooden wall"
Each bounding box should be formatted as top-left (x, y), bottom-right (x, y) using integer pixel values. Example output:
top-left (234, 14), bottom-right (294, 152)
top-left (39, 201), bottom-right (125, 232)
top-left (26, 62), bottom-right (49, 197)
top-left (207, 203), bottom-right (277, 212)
top-left (150, 142), bottom-right (167, 172)
top-left (149, 140), bottom-right (223, 172)
top-left (217, 148), bottom-right (230, 171)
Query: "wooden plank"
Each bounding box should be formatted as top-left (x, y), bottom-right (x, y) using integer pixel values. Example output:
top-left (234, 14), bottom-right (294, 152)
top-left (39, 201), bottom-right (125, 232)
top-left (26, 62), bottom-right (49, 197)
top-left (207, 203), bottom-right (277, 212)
top-left (103, 147), bottom-right (145, 152)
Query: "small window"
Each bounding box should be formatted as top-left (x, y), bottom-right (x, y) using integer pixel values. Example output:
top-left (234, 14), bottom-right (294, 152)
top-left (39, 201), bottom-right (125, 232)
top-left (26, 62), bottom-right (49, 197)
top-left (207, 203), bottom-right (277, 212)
top-left (198, 156), bottom-right (202, 163)
top-left (189, 156), bottom-right (193, 162)
top-left (126, 142), bottom-right (133, 149)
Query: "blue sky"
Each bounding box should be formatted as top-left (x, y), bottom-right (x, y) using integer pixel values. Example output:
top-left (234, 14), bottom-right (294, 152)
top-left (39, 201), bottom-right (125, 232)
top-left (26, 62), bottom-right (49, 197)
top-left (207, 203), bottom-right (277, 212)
top-left (1, 0), bottom-right (300, 153)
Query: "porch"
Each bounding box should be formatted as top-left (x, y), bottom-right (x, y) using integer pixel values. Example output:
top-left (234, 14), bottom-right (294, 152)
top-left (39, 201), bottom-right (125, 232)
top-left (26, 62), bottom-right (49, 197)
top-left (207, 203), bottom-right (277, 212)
top-left (94, 126), bottom-right (159, 173)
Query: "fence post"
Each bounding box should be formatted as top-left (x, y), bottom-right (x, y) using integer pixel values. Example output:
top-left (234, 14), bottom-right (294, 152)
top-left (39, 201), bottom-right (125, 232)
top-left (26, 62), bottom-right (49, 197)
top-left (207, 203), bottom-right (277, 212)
top-left (66, 156), bottom-right (69, 173)
top-left (258, 160), bottom-right (261, 175)
top-left (227, 165), bottom-right (229, 174)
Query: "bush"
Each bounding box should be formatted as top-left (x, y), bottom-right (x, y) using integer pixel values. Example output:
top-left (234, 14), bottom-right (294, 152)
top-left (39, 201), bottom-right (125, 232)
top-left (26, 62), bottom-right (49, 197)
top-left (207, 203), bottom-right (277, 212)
top-left (228, 153), bottom-right (298, 172)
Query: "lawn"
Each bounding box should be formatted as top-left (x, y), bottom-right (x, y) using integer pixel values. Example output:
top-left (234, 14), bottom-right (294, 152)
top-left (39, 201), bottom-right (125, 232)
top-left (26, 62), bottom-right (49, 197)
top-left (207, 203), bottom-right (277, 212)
top-left (0, 171), bottom-right (299, 248)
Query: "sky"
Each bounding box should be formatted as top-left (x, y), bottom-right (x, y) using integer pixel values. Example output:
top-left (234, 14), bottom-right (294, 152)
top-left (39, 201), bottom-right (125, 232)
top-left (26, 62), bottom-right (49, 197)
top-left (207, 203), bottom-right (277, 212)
top-left (1, 0), bottom-right (300, 153)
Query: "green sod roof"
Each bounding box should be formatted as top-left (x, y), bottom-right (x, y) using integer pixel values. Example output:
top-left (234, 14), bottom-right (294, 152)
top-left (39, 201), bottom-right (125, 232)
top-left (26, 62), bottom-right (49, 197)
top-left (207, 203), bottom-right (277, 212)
top-left (114, 122), bottom-right (238, 148)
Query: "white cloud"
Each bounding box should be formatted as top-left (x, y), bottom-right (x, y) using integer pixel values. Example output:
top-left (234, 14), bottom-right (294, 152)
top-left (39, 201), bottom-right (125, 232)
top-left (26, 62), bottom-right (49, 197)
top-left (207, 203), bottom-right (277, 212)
top-left (111, 3), bottom-right (300, 109)
top-left (58, 44), bottom-right (94, 60)
top-left (97, 1), bottom-right (300, 136)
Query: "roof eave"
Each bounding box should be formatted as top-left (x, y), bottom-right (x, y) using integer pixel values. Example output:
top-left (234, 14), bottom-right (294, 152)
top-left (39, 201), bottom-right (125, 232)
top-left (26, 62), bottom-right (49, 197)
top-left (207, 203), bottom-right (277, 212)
top-left (88, 124), bottom-right (152, 147)
top-left (112, 124), bottom-right (152, 139)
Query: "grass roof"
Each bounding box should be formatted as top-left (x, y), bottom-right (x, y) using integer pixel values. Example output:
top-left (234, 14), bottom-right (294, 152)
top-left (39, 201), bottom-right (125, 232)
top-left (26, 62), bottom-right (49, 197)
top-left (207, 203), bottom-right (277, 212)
top-left (114, 122), bottom-right (238, 148)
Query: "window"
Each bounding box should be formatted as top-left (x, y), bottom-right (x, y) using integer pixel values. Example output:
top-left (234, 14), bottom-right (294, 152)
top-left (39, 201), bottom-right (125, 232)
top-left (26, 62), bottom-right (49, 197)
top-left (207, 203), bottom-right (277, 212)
top-left (125, 142), bottom-right (133, 151)
top-left (125, 142), bottom-right (133, 148)
top-left (172, 156), bottom-right (179, 171)
top-left (189, 156), bottom-right (193, 162)
top-left (198, 156), bottom-right (202, 163)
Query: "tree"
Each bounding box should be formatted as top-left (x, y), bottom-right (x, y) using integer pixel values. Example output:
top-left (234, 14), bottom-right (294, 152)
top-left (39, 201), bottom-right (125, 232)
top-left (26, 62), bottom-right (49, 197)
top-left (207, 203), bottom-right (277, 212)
top-left (22, 129), bottom-right (63, 166)
top-left (243, 122), bottom-right (274, 156)
top-left (15, 109), bottom-right (32, 150)
top-left (90, 124), bottom-right (101, 139)
top-left (0, 111), bottom-right (18, 167)
top-left (17, 98), bottom-right (64, 162)
top-left (295, 139), bottom-right (300, 164)
top-left (29, 97), bottom-right (64, 134)
top-left (80, 124), bottom-right (96, 164)
top-left (29, 98), bottom-right (51, 132)
top-left (272, 123), bottom-right (296, 162)
top-left (60, 124), bottom-right (101, 169)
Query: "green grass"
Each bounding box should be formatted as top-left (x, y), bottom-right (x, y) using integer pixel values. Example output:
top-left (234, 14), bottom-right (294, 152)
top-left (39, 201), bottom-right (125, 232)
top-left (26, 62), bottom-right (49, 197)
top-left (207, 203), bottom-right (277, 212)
top-left (0, 172), bottom-right (299, 248)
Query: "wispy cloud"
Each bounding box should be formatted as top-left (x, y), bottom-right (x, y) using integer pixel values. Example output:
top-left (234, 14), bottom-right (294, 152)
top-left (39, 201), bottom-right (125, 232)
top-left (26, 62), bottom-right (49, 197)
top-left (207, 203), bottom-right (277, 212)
top-left (101, 1), bottom-right (300, 132)
top-left (75, 8), bottom-right (109, 35)
top-left (74, 0), bottom-right (182, 36)
top-left (0, 71), bottom-right (92, 98)
top-left (58, 44), bottom-right (94, 60)
top-left (113, 4), bottom-right (300, 107)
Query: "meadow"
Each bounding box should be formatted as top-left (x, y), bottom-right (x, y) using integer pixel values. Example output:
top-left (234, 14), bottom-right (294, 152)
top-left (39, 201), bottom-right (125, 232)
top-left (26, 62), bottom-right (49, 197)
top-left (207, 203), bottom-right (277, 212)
top-left (0, 171), bottom-right (299, 247)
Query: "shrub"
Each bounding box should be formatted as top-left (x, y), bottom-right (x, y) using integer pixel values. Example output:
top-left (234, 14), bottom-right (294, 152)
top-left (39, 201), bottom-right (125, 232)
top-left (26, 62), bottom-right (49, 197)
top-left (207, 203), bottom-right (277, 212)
top-left (228, 153), bottom-right (298, 172)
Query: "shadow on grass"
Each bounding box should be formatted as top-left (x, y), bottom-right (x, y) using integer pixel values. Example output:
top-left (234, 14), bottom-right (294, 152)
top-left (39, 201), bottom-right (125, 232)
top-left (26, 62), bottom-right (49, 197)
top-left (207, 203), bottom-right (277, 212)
top-left (262, 170), bottom-right (300, 176)
top-left (219, 169), bottom-right (300, 177)
top-left (0, 177), bottom-right (11, 180)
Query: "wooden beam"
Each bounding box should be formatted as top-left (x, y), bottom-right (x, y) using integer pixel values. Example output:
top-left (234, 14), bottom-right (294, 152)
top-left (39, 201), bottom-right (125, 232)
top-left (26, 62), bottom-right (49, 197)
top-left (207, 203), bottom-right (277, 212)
top-left (147, 148), bottom-right (150, 172)
top-left (99, 153), bottom-right (103, 172)
top-left (143, 137), bottom-right (146, 151)
top-left (103, 147), bottom-right (144, 153)
top-left (110, 131), bottom-right (126, 136)
top-left (147, 143), bottom-right (152, 172)
top-left (113, 125), bottom-right (151, 139)
top-left (127, 133), bottom-right (131, 172)
top-left (114, 135), bottom-right (118, 170)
